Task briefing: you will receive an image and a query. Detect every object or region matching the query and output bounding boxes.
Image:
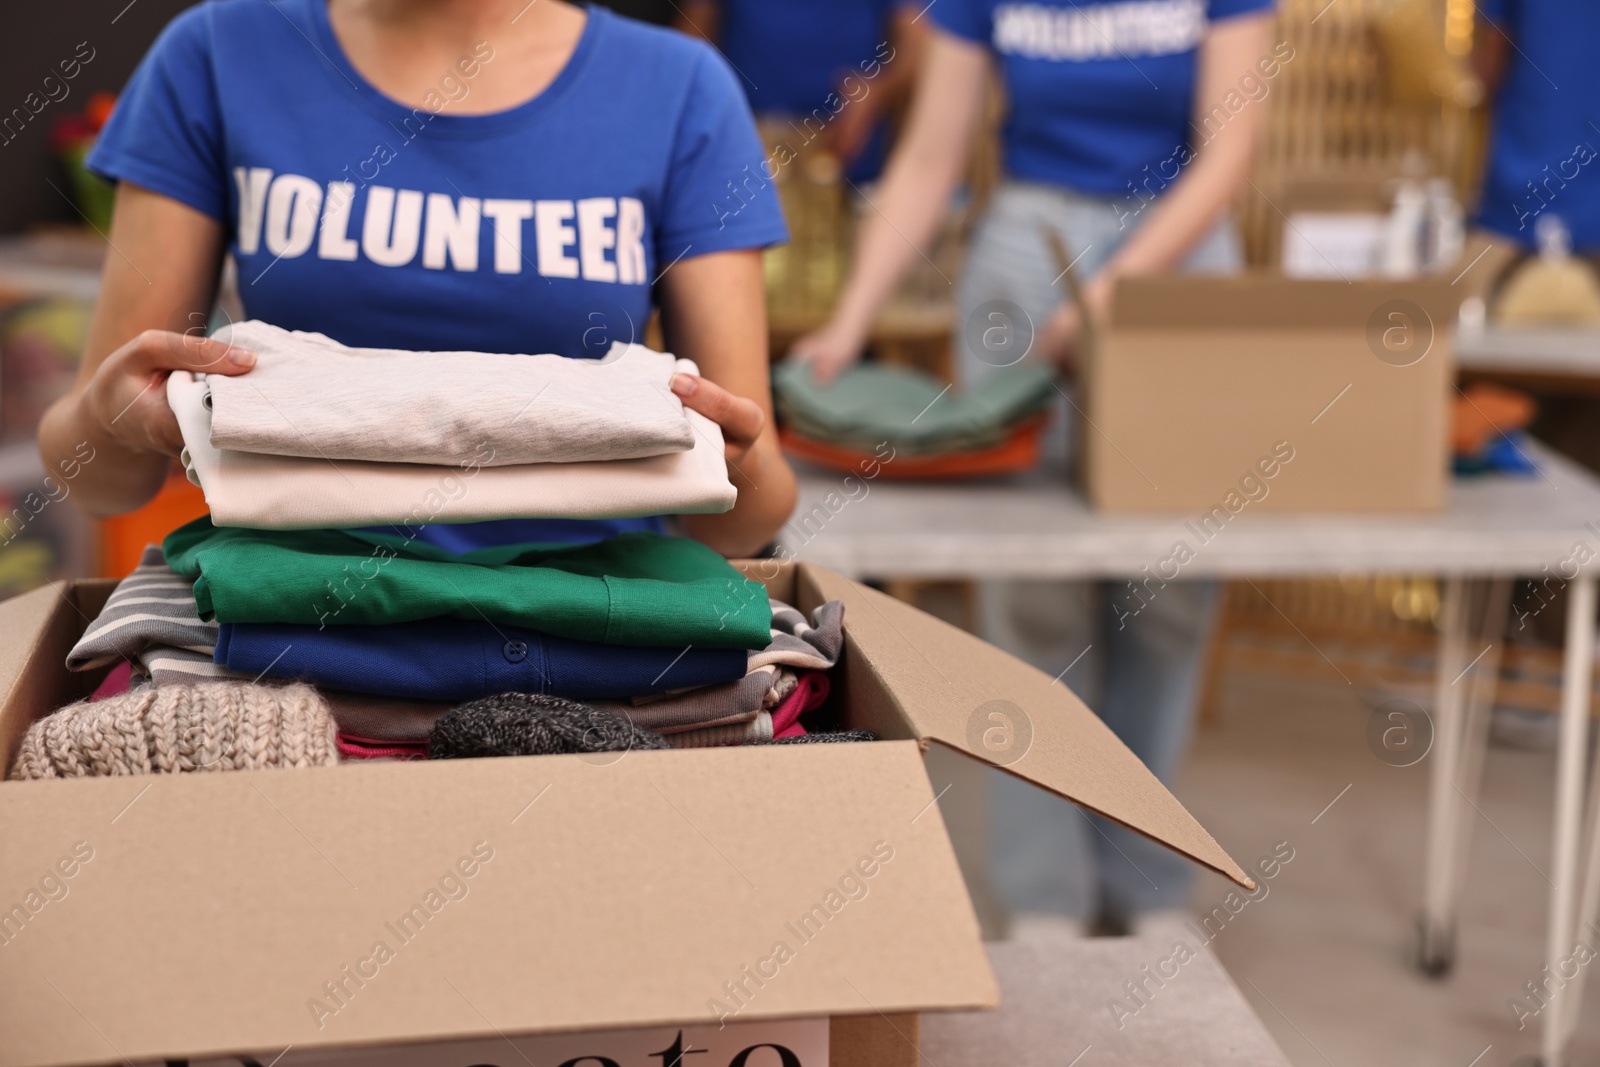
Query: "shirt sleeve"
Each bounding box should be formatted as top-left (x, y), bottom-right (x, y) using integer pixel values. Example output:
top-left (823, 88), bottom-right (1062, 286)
top-left (1209, 0), bottom-right (1277, 20)
top-left (928, 0), bottom-right (992, 43)
top-left (656, 44), bottom-right (790, 257)
top-left (86, 5), bottom-right (228, 221)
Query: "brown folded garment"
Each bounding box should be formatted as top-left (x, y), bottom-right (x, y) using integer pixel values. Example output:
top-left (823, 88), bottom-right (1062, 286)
top-left (602, 667), bottom-right (796, 734)
top-left (322, 691), bottom-right (452, 744)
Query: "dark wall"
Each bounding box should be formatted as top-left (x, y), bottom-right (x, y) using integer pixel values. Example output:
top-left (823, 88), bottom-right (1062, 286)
top-left (0, 0), bottom-right (197, 235)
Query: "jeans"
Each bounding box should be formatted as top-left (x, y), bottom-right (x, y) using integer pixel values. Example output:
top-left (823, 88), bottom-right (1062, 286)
top-left (955, 182), bottom-right (1241, 922)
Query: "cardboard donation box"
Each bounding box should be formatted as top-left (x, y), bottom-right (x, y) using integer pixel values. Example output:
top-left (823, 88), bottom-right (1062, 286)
top-left (1085, 275), bottom-right (1457, 513)
top-left (0, 563), bottom-right (1250, 1067)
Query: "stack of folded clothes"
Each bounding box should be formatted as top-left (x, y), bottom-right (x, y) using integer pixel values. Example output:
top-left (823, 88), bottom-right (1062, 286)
top-left (773, 360), bottom-right (1058, 478)
top-left (41, 528), bottom-right (856, 767)
top-left (22, 319), bottom-right (867, 776)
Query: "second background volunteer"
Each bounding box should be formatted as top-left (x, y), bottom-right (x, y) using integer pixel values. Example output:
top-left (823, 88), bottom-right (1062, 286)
top-left (676, 0), bottom-right (927, 183)
top-left (791, 0), bottom-right (1276, 934)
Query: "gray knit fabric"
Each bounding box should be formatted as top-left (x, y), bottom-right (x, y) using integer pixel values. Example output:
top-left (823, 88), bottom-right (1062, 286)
top-left (428, 692), bottom-right (670, 760)
top-left (760, 730), bottom-right (878, 745)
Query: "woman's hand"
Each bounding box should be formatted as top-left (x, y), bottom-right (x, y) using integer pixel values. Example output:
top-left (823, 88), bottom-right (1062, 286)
top-left (670, 371), bottom-right (766, 464)
top-left (1037, 274), bottom-right (1114, 374)
top-left (830, 87), bottom-right (885, 166)
top-left (787, 316), bottom-right (867, 384)
top-left (82, 329), bottom-right (256, 457)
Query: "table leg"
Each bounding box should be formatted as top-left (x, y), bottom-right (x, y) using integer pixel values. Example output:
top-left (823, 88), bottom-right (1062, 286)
top-left (1542, 573), bottom-right (1597, 1067)
top-left (1559, 694), bottom-right (1600, 1052)
top-left (1451, 580), bottom-right (1513, 899)
top-left (1420, 575), bottom-right (1470, 975)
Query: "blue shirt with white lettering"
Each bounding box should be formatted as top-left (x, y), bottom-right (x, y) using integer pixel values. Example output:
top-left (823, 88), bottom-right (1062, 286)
top-left (1474, 0), bottom-right (1600, 250)
top-left (88, 0), bottom-right (787, 550)
top-left (932, 0), bottom-right (1276, 198)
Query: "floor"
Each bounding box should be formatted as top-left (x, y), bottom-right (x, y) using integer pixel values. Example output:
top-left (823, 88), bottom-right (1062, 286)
top-left (1177, 667), bottom-right (1600, 1067)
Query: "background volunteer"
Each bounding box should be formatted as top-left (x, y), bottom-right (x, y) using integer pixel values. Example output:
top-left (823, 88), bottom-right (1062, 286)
top-left (792, 0), bottom-right (1275, 933)
top-left (37, 0), bottom-right (797, 558)
top-left (1471, 0), bottom-right (1600, 252)
top-left (676, 0), bottom-right (927, 183)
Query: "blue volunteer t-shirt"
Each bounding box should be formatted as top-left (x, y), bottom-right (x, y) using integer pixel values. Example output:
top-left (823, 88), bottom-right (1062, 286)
top-left (1474, 0), bottom-right (1600, 250)
top-left (88, 0), bottom-right (787, 551)
top-left (932, 0), bottom-right (1276, 197)
top-left (715, 0), bottom-right (906, 181)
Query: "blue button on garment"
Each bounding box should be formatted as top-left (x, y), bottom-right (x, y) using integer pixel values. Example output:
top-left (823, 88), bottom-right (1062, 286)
top-left (215, 618), bottom-right (747, 703)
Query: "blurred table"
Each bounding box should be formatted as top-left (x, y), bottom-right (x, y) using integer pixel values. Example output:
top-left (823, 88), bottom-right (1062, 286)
top-left (781, 439), bottom-right (1600, 1066)
top-left (922, 934), bottom-right (1290, 1067)
top-left (1458, 324), bottom-right (1600, 395)
top-left (781, 442), bottom-right (1600, 580)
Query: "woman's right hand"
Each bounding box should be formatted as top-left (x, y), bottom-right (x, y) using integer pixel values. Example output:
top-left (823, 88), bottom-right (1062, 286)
top-left (787, 317), bottom-right (866, 384)
top-left (82, 329), bottom-right (256, 457)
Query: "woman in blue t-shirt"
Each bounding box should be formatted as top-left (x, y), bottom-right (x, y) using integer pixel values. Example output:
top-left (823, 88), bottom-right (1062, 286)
top-left (793, 0), bottom-right (1276, 934)
top-left (38, 0), bottom-right (797, 558)
top-left (676, 0), bottom-right (926, 182)
top-left (1472, 0), bottom-right (1600, 251)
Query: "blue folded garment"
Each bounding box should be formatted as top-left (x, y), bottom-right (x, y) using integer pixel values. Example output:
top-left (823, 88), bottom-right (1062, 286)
top-left (215, 618), bottom-right (749, 703)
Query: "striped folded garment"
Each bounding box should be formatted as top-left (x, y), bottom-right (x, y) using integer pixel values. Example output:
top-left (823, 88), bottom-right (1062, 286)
top-left (66, 546), bottom-right (250, 686)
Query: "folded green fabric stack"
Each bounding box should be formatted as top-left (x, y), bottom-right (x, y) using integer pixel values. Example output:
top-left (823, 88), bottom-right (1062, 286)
top-left (773, 361), bottom-right (1058, 456)
top-left (163, 519), bottom-right (772, 649)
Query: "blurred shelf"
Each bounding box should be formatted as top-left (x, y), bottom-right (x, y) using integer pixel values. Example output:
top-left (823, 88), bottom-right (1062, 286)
top-left (0, 440), bottom-right (44, 492)
top-left (0, 232), bottom-right (104, 304)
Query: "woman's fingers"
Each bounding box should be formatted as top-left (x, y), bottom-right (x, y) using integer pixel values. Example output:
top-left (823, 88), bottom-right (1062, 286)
top-left (670, 372), bottom-right (766, 451)
top-left (123, 329), bottom-right (256, 375)
top-left (89, 330), bottom-right (258, 458)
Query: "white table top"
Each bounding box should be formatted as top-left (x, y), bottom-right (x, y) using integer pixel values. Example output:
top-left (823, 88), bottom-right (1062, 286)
top-left (1457, 325), bottom-right (1600, 378)
top-left (781, 439), bottom-right (1600, 579)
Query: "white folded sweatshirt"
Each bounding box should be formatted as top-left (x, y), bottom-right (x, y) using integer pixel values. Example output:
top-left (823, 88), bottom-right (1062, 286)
top-left (167, 370), bottom-right (736, 530)
top-left (206, 320), bottom-right (696, 466)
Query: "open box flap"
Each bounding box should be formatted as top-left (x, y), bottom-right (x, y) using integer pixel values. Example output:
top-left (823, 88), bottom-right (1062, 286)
top-left (0, 742), bottom-right (996, 1067)
top-left (795, 565), bottom-right (1254, 890)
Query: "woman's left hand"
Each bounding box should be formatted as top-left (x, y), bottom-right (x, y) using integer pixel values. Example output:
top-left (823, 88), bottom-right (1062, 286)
top-left (670, 372), bottom-right (766, 464)
top-left (830, 88), bottom-right (884, 166)
top-left (1038, 274), bottom-right (1115, 374)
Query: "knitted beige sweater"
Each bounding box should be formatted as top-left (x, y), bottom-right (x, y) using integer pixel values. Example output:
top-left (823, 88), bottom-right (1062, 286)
top-left (9, 682), bottom-right (338, 780)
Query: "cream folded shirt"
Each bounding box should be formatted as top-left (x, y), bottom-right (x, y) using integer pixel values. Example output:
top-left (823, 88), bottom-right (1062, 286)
top-left (167, 371), bottom-right (736, 530)
top-left (207, 320), bottom-right (695, 466)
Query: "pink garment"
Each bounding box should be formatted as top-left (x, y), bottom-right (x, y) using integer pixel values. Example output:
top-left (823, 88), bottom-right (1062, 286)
top-left (90, 662), bottom-right (134, 701)
top-left (770, 671), bottom-right (829, 739)
top-left (336, 734), bottom-right (429, 761)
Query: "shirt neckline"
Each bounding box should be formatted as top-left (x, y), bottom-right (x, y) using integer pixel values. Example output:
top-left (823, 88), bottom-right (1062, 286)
top-left (305, 0), bottom-right (605, 137)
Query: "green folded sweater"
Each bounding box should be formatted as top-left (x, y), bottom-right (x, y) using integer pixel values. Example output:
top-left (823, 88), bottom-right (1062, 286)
top-left (163, 519), bottom-right (773, 649)
top-left (774, 361), bottom-right (1057, 452)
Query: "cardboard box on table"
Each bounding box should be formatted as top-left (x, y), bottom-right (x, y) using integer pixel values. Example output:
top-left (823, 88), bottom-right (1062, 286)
top-left (0, 562), bottom-right (1252, 1067)
top-left (1083, 275), bottom-right (1459, 513)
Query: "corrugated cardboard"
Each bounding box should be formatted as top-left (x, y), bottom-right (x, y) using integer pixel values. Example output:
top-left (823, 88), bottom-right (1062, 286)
top-left (0, 562), bottom-right (1248, 1067)
top-left (1085, 275), bottom-right (1457, 513)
